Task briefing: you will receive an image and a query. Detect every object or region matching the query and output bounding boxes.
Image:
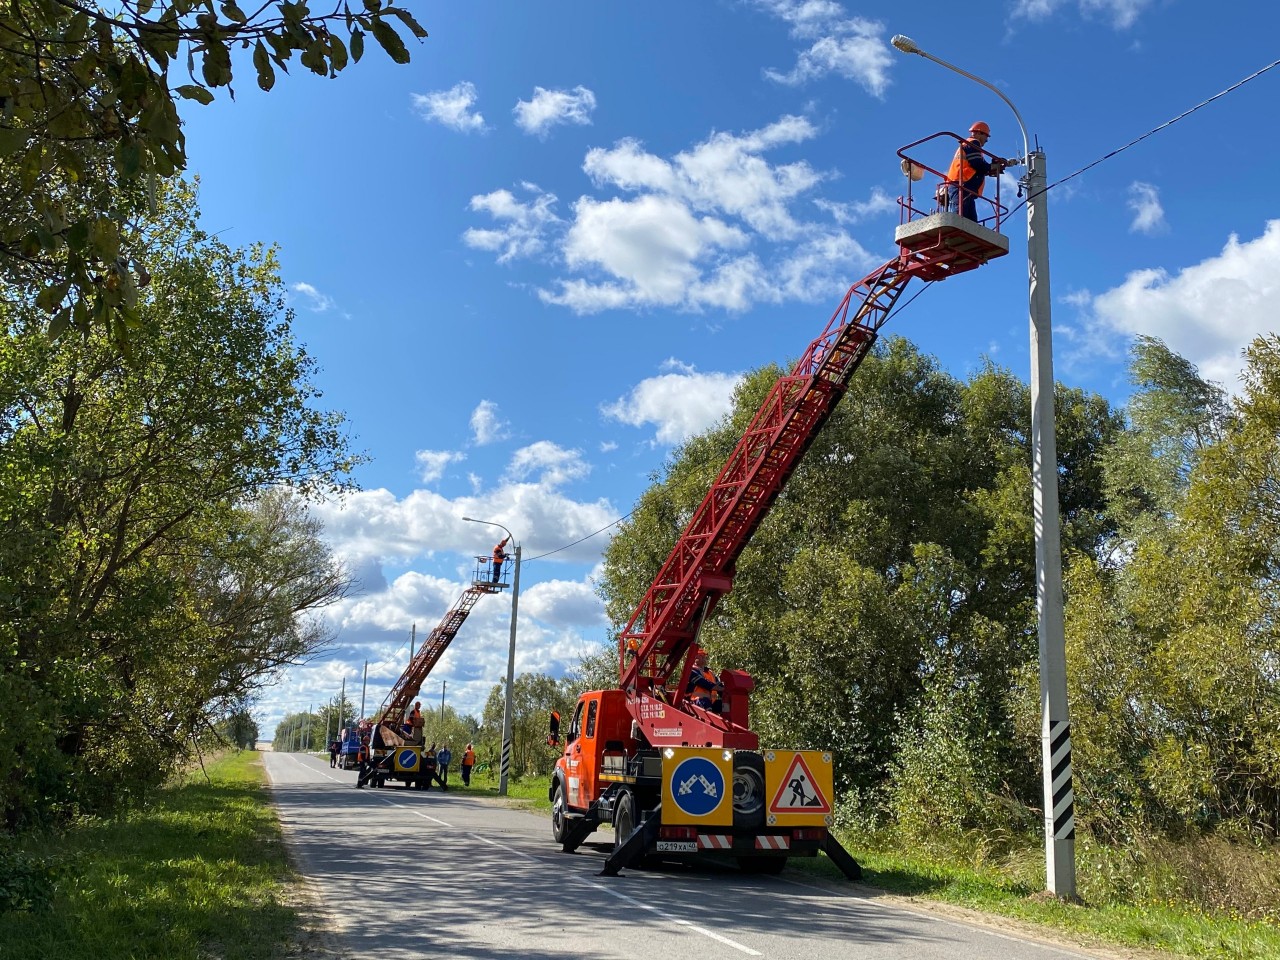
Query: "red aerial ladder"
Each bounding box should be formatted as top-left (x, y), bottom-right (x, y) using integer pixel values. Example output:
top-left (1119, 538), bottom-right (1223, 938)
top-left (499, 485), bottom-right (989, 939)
top-left (549, 133), bottom-right (1014, 876)
top-left (363, 556), bottom-right (508, 789)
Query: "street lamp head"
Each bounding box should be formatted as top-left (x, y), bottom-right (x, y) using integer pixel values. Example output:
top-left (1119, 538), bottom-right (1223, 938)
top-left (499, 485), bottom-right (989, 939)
top-left (462, 516), bottom-right (475, 522)
top-left (891, 34), bottom-right (922, 55)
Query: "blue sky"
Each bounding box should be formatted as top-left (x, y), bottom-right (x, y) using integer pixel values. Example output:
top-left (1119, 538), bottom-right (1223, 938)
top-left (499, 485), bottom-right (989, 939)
top-left (177, 0), bottom-right (1280, 736)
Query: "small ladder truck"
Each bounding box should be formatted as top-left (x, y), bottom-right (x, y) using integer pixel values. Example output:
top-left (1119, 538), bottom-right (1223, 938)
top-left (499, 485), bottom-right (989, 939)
top-left (363, 555), bottom-right (509, 788)
top-left (549, 132), bottom-right (1015, 876)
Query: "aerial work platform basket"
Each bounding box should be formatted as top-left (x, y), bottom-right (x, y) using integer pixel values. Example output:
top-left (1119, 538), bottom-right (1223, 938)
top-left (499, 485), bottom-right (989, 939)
top-left (894, 131), bottom-right (1012, 281)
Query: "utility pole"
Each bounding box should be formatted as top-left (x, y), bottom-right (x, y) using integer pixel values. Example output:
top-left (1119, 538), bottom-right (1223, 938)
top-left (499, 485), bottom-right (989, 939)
top-left (359, 659), bottom-right (368, 722)
top-left (441, 680), bottom-right (447, 722)
top-left (339, 677), bottom-right (346, 731)
top-left (410, 623), bottom-right (415, 660)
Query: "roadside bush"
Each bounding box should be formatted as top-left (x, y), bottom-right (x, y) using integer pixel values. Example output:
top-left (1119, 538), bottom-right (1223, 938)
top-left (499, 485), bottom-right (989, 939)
top-left (0, 845), bottom-right (57, 913)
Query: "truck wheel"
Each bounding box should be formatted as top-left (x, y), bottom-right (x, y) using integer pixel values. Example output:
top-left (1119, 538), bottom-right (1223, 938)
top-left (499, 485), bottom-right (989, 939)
top-left (732, 752), bottom-right (766, 830)
top-left (551, 781), bottom-right (571, 844)
top-left (613, 791), bottom-right (636, 852)
top-left (738, 856), bottom-right (787, 875)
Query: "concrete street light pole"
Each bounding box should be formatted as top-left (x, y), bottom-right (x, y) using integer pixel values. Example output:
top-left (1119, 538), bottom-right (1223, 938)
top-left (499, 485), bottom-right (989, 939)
top-left (892, 34), bottom-right (1076, 898)
top-left (463, 516), bottom-right (521, 798)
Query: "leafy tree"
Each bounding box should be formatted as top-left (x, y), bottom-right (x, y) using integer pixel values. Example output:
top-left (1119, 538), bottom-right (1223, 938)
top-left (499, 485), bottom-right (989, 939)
top-left (597, 337), bottom-right (1118, 823)
top-left (0, 180), bottom-right (356, 825)
top-left (218, 707), bottom-right (259, 749)
top-left (0, 0), bottom-right (427, 345)
top-left (480, 672), bottom-right (573, 778)
top-left (1101, 335), bottom-right (1230, 547)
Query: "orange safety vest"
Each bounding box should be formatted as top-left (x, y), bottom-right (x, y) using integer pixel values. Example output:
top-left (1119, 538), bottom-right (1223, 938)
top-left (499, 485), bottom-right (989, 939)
top-left (358, 744), bottom-right (369, 762)
top-left (462, 747), bottom-right (476, 766)
top-left (947, 137), bottom-right (987, 196)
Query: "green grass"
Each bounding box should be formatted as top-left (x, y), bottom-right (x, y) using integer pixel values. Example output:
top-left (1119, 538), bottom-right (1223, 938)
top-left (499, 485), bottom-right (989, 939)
top-left (784, 837), bottom-right (1280, 960)
top-left (0, 750), bottom-right (298, 960)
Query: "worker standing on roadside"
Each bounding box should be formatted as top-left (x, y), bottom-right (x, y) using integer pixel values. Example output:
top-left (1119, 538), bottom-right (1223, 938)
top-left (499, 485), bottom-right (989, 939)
top-left (492, 536), bottom-right (510, 583)
top-left (437, 744), bottom-right (452, 788)
top-left (355, 735), bottom-right (372, 787)
top-left (328, 737), bottom-right (339, 768)
top-left (945, 121), bottom-right (1019, 222)
top-left (461, 743), bottom-right (476, 786)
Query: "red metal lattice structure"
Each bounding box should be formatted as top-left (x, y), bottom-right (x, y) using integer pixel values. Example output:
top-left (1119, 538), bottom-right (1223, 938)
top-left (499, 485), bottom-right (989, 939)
top-left (375, 558), bottom-right (506, 740)
top-left (616, 133), bottom-right (1011, 749)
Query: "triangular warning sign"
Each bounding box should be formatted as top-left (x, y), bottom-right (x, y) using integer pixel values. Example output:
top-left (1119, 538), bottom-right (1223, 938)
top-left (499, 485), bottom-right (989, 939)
top-left (768, 753), bottom-right (832, 813)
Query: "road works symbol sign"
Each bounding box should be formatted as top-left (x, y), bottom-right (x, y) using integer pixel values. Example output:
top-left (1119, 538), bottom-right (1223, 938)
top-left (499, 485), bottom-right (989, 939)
top-left (765, 750), bottom-right (833, 826)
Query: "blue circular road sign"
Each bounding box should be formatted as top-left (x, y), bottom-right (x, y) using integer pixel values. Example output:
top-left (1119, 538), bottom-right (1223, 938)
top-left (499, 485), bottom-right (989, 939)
top-left (671, 756), bottom-right (725, 817)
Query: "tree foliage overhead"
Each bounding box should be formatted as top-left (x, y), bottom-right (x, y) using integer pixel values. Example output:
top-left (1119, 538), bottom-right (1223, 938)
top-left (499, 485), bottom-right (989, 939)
top-left (0, 0), bottom-right (426, 346)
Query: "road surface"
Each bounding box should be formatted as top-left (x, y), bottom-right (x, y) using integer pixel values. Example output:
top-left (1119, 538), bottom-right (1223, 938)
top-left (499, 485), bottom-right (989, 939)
top-left (263, 751), bottom-right (1110, 960)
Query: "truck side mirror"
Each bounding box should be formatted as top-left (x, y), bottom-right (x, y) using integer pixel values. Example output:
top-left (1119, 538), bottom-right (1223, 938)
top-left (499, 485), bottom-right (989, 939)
top-left (547, 710), bottom-right (561, 746)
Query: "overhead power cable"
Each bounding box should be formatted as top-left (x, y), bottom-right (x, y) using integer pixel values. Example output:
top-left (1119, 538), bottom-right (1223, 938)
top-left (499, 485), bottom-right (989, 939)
top-left (523, 510), bottom-right (635, 562)
top-left (1007, 54), bottom-right (1280, 216)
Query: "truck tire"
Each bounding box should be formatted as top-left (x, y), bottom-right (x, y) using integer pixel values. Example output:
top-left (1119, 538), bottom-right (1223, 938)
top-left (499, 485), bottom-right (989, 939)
top-left (613, 790), bottom-right (636, 855)
top-left (551, 780), bottom-right (591, 852)
top-left (732, 752), bottom-right (766, 829)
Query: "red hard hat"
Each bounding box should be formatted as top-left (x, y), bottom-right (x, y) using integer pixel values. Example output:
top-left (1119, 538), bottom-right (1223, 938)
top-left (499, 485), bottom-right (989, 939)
top-left (970, 121), bottom-right (991, 135)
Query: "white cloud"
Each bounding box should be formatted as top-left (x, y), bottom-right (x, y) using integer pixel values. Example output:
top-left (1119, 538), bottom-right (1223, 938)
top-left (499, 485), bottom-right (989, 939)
top-left (1127, 181), bottom-right (1166, 235)
top-left (583, 117), bottom-right (822, 240)
top-left (521, 578), bottom-right (607, 628)
top-left (414, 449), bottom-right (465, 484)
top-left (550, 193), bottom-right (748, 310)
top-left (504, 441), bottom-right (590, 488)
top-left (602, 359), bottom-right (744, 445)
top-left (1011, 0), bottom-right (1153, 28)
top-left (814, 188), bottom-right (897, 224)
top-left (1085, 220), bottom-right (1280, 388)
top-left (754, 1), bottom-right (893, 96)
top-left (513, 85), bottom-right (597, 136)
top-left (463, 183), bottom-right (560, 263)
top-left (411, 82), bottom-right (487, 133)
top-left (291, 282), bottom-right (335, 312)
top-left (470, 400), bottom-right (509, 445)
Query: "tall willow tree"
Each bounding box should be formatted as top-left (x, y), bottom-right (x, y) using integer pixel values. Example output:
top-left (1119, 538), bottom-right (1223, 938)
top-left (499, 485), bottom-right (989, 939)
top-left (0, 181), bottom-right (355, 826)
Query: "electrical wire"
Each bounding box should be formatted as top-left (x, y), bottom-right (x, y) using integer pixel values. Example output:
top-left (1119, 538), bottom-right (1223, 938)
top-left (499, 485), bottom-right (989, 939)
top-left (523, 510), bottom-right (635, 562)
top-left (1006, 54), bottom-right (1280, 217)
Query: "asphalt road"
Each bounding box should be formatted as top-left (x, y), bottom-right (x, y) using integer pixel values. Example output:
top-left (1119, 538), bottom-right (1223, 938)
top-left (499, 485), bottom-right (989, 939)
top-left (263, 752), bottom-right (1108, 960)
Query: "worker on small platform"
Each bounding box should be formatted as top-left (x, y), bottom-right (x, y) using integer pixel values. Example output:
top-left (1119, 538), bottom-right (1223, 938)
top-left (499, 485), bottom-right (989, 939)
top-left (408, 701), bottom-right (424, 742)
top-left (492, 536), bottom-right (510, 583)
top-left (945, 121), bottom-right (1018, 222)
top-left (686, 649), bottom-right (723, 713)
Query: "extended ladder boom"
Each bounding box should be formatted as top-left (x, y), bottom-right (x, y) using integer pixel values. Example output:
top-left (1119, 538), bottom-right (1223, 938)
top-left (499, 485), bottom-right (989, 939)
top-left (618, 140), bottom-right (1010, 744)
top-left (378, 579), bottom-right (500, 728)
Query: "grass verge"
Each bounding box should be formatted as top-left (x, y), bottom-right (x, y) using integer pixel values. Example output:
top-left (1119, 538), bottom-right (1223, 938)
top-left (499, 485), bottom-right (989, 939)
top-left (0, 750), bottom-right (298, 960)
top-left (786, 837), bottom-right (1280, 960)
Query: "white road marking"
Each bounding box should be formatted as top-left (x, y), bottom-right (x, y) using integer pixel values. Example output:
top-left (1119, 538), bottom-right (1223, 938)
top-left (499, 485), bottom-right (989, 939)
top-left (777, 875), bottom-right (1100, 959)
top-left (470, 833), bottom-right (762, 956)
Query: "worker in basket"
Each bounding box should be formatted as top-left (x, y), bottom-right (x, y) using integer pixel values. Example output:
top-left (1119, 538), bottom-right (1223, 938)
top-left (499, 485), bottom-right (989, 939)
top-left (686, 649), bottom-right (723, 714)
top-left (491, 536), bottom-right (510, 583)
top-left (944, 121), bottom-right (1020, 222)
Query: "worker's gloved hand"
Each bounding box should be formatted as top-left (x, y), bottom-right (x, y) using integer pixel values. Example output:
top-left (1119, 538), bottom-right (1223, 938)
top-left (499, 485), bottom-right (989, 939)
top-left (1004, 157), bottom-right (1022, 167)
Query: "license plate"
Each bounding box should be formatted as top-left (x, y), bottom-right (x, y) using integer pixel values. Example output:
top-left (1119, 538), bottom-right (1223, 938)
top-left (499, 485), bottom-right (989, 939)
top-left (655, 841), bottom-right (698, 853)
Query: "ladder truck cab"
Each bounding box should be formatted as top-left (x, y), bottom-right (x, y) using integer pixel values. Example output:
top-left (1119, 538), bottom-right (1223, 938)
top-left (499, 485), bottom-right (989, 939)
top-left (550, 132), bottom-right (1014, 877)
top-left (362, 555), bottom-right (507, 789)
